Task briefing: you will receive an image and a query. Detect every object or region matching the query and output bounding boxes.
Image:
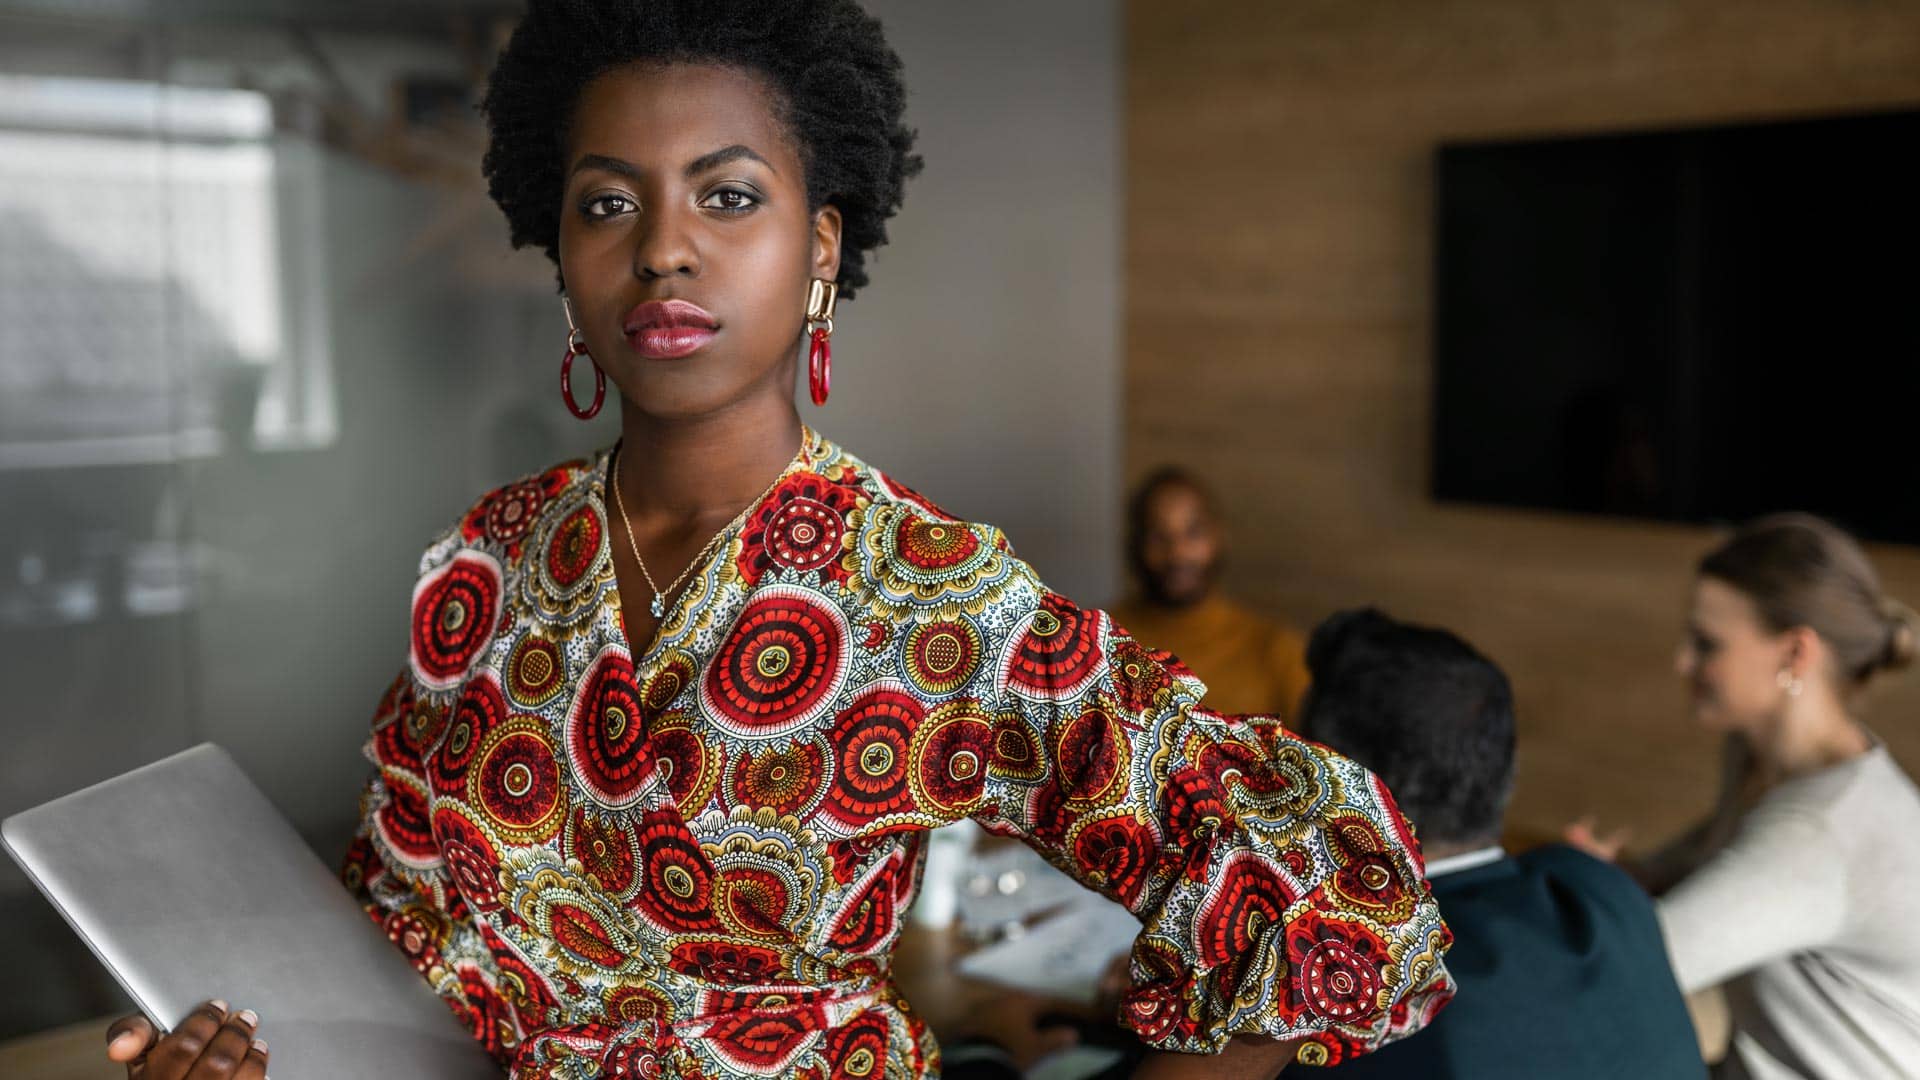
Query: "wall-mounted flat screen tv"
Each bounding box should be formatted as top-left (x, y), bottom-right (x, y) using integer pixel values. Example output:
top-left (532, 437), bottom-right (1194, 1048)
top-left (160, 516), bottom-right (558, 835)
top-left (1433, 109), bottom-right (1919, 544)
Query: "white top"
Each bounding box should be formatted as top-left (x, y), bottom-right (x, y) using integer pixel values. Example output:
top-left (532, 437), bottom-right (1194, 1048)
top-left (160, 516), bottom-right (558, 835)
top-left (1657, 743), bottom-right (1920, 1079)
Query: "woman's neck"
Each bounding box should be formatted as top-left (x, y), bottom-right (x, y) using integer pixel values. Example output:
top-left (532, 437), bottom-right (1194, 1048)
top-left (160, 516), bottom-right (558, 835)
top-left (614, 394), bottom-right (804, 526)
top-left (1752, 692), bottom-right (1873, 784)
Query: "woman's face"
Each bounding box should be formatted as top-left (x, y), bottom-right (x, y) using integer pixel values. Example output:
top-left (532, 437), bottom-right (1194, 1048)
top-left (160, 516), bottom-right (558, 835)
top-left (1677, 576), bottom-right (1796, 733)
top-left (558, 62), bottom-right (840, 420)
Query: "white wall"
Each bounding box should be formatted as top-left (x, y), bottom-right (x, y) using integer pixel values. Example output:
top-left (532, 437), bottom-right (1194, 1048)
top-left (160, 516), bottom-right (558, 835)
top-left (819, 0), bottom-right (1122, 605)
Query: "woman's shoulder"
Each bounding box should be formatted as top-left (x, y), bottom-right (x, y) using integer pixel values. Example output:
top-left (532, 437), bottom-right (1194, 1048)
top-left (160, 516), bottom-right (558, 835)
top-left (416, 450), bottom-right (609, 576)
top-left (801, 436), bottom-right (1037, 621)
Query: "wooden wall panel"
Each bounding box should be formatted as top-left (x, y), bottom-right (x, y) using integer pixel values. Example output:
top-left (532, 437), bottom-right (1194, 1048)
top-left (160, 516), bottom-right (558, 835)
top-left (1125, 0), bottom-right (1920, 843)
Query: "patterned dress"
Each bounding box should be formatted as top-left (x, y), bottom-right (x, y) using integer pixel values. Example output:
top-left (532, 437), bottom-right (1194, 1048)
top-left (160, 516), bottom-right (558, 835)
top-left (343, 431), bottom-right (1455, 1079)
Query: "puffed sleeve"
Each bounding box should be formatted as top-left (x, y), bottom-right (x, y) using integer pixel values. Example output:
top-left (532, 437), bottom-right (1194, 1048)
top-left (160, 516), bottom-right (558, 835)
top-left (965, 531), bottom-right (1455, 1064)
top-left (340, 531), bottom-right (525, 1066)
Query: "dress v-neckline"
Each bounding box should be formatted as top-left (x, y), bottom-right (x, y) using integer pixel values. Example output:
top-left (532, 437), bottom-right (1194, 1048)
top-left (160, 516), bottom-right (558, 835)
top-left (593, 436), bottom-right (815, 673)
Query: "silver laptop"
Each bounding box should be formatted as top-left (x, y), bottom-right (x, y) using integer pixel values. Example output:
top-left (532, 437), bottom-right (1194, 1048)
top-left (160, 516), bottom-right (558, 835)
top-left (2, 743), bottom-right (501, 1079)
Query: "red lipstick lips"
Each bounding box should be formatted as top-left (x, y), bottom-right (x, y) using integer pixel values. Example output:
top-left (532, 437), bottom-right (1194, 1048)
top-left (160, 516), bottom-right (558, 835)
top-left (623, 299), bottom-right (718, 360)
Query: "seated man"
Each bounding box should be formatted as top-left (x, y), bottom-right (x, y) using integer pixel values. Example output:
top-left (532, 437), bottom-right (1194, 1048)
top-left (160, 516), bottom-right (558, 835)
top-left (1111, 467), bottom-right (1309, 719)
top-left (1294, 609), bottom-right (1704, 1079)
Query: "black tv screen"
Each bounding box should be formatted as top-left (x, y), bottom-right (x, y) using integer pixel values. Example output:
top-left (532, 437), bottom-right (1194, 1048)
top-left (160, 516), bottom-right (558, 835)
top-left (1433, 109), bottom-right (1920, 545)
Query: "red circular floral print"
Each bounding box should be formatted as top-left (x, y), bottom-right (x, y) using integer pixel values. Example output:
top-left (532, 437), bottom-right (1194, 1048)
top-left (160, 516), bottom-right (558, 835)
top-left (1055, 704), bottom-right (1127, 807)
top-left (1164, 766), bottom-right (1233, 850)
top-left (1001, 593), bottom-right (1105, 701)
top-left (1121, 982), bottom-right (1183, 1043)
top-left (433, 674), bottom-right (504, 797)
top-left (714, 863), bottom-right (796, 938)
top-left (1111, 639), bottom-right (1173, 714)
top-left (567, 646), bottom-right (654, 809)
top-left (375, 769), bottom-right (438, 869)
top-left (1071, 812), bottom-right (1157, 909)
top-left (604, 984), bottom-right (669, 1028)
top-left (730, 739), bottom-right (828, 817)
top-left (506, 634), bottom-right (566, 708)
top-left (1194, 850), bottom-right (1297, 994)
top-left (909, 701), bottom-right (993, 816)
top-left (1325, 812), bottom-right (1416, 923)
top-left (484, 479), bottom-right (545, 546)
top-left (472, 719), bottom-right (565, 844)
top-left (667, 938), bottom-right (786, 984)
top-left (432, 805), bottom-right (504, 912)
top-left (550, 902), bottom-right (630, 970)
top-left (988, 720), bottom-right (1046, 784)
top-left (823, 1009), bottom-right (890, 1080)
top-left (820, 686), bottom-right (921, 831)
top-left (702, 586), bottom-right (850, 740)
top-left (1285, 914), bottom-right (1388, 1023)
top-left (643, 654), bottom-right (694, 714)
top-left (633, 810), bottom-right (717, 934)
top-left (765, 498), bottom-right (846, 572)
top-left (410, 552), bottom-right (503, 688)
top-left (736, 475), bottom-right (861, 586)
top-left (545, 504), bottom-right (604, 590)
top-left (565, 805), bottom-right (638, 896)
top-left (826, 852), bottom-right (905, 955)
top-left (488, 934), bottom-right (559, 1033)
top-left (701, 992), bottom-right (823, 1075)
top-left (892, 516), bottom-right (980, 572)
top-left (647, 718), bottom-right (718, 816)
top-left (902, 619), bottom-right (982, 698)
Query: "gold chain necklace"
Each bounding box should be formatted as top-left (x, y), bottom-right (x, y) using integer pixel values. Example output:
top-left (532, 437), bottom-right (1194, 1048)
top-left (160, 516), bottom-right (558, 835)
top-left (608, 427), bottom-right (808, 619)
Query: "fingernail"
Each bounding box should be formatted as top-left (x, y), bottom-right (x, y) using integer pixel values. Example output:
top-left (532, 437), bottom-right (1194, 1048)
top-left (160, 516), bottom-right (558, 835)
top-left (238, 1009), bottom-right (259, 1026)
top-left (209, 998), bottom-right (229, 1013)
top-left (252, 1038), bottom-right (269, 1053)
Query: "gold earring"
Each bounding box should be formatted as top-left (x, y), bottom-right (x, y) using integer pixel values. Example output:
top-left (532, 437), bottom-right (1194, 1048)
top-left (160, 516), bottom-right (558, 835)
top-left (805, 278), bottom-right (838, 406)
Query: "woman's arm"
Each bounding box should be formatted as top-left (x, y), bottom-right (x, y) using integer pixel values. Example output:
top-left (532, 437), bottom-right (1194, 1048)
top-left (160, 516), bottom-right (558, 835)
top-left (341, 668), bottom-right (519, 1066)
top-left (1132, 1037), bottom-right (1303, 1080)
top-left (1656, 801), bottom-right (1845, 994)
top-left (924, 511), bottom-right (1453, 1064)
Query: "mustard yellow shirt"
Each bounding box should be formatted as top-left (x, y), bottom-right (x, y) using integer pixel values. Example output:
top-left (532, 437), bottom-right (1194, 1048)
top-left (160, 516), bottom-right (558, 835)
top-left (1108, 594), bottom-right (1309, 721)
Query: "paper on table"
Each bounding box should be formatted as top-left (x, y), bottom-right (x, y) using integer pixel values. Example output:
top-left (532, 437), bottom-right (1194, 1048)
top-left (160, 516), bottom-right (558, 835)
top-left (953, 895), bottom-right (1141, 1005)
top-left (955, 843), bottom-right (1092, 937)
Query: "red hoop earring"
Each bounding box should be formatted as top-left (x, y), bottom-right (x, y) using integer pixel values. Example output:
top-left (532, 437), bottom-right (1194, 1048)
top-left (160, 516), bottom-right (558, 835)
top-left (561, 331), bottom-right (605, 420)
top-left (808, 327), bottom-right (831, 406)
top-left (804, 278), bottom-right (838, 407)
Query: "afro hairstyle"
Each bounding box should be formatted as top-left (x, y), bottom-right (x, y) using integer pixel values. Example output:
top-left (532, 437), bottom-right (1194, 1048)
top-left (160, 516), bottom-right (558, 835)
top-left (481, 0), bottom-right (922, 298)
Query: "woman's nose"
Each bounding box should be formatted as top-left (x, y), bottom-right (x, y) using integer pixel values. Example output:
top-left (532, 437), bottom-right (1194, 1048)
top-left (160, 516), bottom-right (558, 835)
top-left (633, 207), bottom-right (699, 280)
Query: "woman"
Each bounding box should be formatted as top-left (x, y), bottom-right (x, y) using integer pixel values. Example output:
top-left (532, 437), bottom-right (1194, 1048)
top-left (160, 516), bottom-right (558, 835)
top-left (103, 3), bottom-right (1453, 1077)
top-left (1574, 515), bottom-right (1920, 1078)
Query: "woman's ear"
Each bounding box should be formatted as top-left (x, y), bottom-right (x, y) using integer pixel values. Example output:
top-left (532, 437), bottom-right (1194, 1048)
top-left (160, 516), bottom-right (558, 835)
top-left (811, 205), bottom-right (843, 283)
top-left (1783, 625), bottom-right (1825, 681)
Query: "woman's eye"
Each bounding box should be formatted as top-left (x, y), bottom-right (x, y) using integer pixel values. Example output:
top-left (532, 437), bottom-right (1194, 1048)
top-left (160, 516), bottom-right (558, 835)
top-left (582, 193), bottom-right (635, 218)
top-left (701, 188), bottom-right (759, 213)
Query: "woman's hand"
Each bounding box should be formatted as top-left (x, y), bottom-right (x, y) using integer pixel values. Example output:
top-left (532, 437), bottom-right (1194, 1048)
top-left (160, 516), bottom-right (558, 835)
top-left (1563, 814), bottom-right (1632, 863)
top-left (946, 990), bottom-right (1082, 1071)
top-left (1132, 1036), bottom-right (1302, 1079)
top-left (105, 1000), bottom-right (269, 1079)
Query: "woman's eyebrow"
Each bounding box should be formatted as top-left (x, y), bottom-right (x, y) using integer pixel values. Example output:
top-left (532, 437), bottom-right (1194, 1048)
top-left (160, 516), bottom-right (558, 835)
top-left (685, 144), bottom-right (774, 177)
top-left (569, 153), bottom-right (644, 183)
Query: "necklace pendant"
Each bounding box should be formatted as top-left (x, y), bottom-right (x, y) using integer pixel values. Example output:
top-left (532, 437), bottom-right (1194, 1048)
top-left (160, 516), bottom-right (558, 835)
top-left (649, 594), bottom-right (666, 618)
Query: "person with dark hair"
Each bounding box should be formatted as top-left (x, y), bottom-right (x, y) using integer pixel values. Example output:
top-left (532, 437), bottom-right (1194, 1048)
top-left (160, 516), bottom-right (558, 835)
top-left (1569, 515), bottom-right (1920, 1079)
top-left (100, 5), bottom-right (1452, 1078)
top-left (1111, 467), bottom-right (1309, 718)
top-left (1299, 609), bottom-right (1703, 1079)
